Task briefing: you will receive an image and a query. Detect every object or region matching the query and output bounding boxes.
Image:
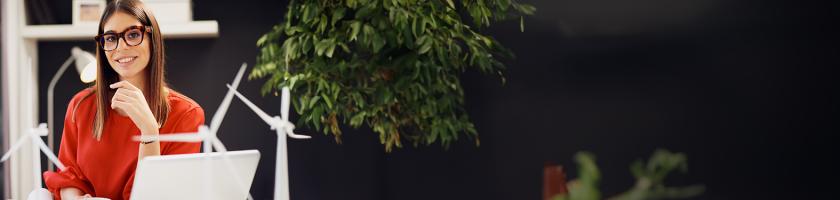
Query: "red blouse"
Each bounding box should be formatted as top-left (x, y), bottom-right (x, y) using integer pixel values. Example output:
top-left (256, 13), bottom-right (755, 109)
top-left (44, 89), bottom-right (204, 200)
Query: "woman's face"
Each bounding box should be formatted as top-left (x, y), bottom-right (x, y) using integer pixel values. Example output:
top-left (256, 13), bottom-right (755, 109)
top-left (103, 11), bottom-right (151, 80)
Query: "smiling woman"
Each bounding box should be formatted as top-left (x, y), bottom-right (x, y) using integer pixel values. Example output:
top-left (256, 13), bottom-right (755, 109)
top-left (41, 0), bottom-right (205, 200)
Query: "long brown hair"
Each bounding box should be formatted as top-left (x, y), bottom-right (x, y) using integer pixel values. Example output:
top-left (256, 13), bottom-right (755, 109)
top-left (89, 0), bottom-right (169, 140)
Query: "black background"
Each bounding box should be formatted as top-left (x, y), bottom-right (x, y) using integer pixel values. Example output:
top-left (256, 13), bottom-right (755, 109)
top-left (3, 0), bottom-right (835, 199)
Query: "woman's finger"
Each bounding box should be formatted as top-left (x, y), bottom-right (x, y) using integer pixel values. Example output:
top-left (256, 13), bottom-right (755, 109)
top-left (110, 81), bottom-right (140, 91)
top-left (115, 88), bottom-right (139, 99)
top-left (111, 92), bottom-right (135, 109)
top-left (112, 100), bottom-right (132, 111)
top-left (114, 92), bottom-right (134, 103)
top-left (111, 93), bottom-right (136, 110)
top-left (111, 90), bottom-right (131, 104)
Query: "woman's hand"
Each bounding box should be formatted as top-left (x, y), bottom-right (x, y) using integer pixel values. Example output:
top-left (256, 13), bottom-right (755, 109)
top-left (110, 81), bottom-right (158, 135)
top-left (60, 187), bottom-right (89, 200)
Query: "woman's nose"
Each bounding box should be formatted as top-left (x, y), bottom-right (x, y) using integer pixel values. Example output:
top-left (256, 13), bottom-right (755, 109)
top-left (116, 36), bottom-right (131, 51)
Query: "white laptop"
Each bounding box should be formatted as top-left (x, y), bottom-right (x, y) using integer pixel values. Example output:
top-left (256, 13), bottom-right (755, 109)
top-left (130, 150), bottom-right (261, 200)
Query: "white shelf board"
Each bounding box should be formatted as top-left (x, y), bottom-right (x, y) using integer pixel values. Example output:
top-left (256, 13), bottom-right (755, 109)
top-left (21, 20), bottom-right (219, 41)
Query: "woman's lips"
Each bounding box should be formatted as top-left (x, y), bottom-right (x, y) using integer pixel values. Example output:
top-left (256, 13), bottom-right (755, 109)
top-left (115, 56), bottom-right (137, 67)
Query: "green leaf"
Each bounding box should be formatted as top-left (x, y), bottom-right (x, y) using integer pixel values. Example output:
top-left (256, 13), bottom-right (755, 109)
top-left (411, 16), bottom-right (418, 38)
top-left (355, 5), bottom-right (370, 19)
top-left (414, 35), bottom-right (427, 46)
top-left (312, 105), bottom-right (323, 131)
top-left (350, 111), bottom-right (366, 126)
top-left (321, 93), bottom-right (333, 109)
top-left (411, 62), bottom-right (421, 80)
top-left (319, 14), bottom-right (328, 33)
top-left (326, 43), bottom-right (337, 58)
top-left (346, 0), bottom-right (357, 9)
top-left (418, 37), bottom-right (433, 54)
top-left (444, 0), bottom-right (455, 10)
top-left (354, 92), bottom-right (366, 107)
top-left (332, 7), bottom-right (346, 27)
top-left (339, 42), bottom-right (351, 53)
top-left (372, 34), bottom-right (386, 53)
top-left (521, 16), bottom-right (524, 32)
top-left (309, 95), bottom-right (321, 109)
top-left (291, 93), bottom-right (301, 112)
top-left (350, 21), bottom-right (362, 41)
top-left (298, 96), bottom-right (308, 113)
top-left (498, 0), bottom-right (511, 11)
top-left (631, 159), bottom-right (645, 179)
top-left (515, 4), bottom-right (536, 15)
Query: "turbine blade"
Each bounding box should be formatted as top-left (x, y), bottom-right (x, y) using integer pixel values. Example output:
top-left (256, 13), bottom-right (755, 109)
top-left (218, 151), bottom-right (253, 200)
top-left (211, 137), bottom-right (228, 153)
top-left (209, 63), bottom-right (247, 137)
top-left (226, 84), bottom-right (275, 126)
top-left (31, 133), bottom-right (65, 170)
top-left (1, 135), bottom-right (30, 162)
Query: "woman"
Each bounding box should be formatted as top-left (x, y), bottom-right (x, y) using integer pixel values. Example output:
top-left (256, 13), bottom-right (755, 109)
top-left (43, 0), bottom-right (204, 199)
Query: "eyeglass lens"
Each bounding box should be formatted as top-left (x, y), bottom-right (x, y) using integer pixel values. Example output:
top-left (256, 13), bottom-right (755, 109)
top-left (101, 28), bottom-right (144, 51)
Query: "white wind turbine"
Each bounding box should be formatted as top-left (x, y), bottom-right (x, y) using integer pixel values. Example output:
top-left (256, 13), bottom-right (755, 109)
top-left (0, 58), bottom-right (66, 200)
top-left (133, 63), bottom-right (256, 200)
top-left (160, 61), bottom-right (313, 200)
top-left (225, 80), bottom-right (311, 200)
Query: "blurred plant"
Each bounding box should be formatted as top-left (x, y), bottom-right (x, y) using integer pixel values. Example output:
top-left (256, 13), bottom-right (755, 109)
top-left (551, 149), bottom-right (705, 200)
top-left (250, 0), bottom-right (535, 152)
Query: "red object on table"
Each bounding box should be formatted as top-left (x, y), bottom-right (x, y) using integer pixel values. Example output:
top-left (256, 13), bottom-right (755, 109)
top-left (544, 161), bottom-right (568, 200)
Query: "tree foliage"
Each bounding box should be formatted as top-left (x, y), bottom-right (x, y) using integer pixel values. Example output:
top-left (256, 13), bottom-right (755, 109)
top-left (250, 0), bottom-right (535, 152)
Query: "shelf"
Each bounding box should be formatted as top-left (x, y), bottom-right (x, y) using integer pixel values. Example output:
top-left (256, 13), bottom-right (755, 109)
top-left (21, 20), bottom-right (219, 41)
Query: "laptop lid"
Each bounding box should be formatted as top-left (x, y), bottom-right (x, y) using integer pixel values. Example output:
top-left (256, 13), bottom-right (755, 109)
top-left (130, 150), bottom-right (260, 200)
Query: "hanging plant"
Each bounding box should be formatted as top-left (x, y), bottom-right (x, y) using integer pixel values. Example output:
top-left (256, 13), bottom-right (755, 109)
top-left (250, 0), bottom-right (535, 152)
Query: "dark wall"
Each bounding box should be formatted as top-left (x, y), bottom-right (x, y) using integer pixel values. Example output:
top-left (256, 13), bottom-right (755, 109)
top-left (30, 0), bottom-right (834, 200)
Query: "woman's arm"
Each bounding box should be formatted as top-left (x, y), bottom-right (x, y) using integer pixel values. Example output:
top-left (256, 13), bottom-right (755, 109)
top-left (60, 187), bottom-right (89, 200)
top-left (138, 127), bottom-right (160, 160)
top-left (109, 81), bottom-right (161, 160)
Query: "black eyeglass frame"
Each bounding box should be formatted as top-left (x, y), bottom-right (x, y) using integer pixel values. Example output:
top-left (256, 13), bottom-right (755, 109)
top-left (94, 25), bottom-right (153, 51)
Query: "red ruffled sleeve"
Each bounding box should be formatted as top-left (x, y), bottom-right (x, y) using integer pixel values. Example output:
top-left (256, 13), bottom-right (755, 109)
top-left (44, 97), bottom-right (95, 200)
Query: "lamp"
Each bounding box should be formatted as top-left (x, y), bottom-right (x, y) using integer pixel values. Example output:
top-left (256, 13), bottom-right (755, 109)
top-left (46, 46), bottom-right (97, 171)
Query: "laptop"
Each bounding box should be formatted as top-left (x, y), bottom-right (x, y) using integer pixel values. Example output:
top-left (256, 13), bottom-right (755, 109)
top-left (130, 150), bottom-right (261, 200)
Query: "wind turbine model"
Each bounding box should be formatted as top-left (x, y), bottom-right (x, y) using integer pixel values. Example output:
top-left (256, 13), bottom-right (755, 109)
top-left (133, 63), bottom-right (255, 200)
top-left (1, 123), bottom-right (65, 200)
top-left (225, 82), bottom-right (311, 200)
top-left (0, 58), bottom-right (66, 200)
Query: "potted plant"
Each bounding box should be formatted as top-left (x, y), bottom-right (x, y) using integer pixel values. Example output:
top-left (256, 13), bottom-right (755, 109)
top-left (250, 0), bottom-right (535, 151)
top-left (545, 149), bottom-right (705, 200)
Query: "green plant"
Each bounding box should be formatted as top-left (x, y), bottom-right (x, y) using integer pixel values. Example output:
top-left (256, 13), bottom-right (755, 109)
top-left (250, 0), bottom-right (535, 151)
top-left (551, 149), bottom-right (705, 200)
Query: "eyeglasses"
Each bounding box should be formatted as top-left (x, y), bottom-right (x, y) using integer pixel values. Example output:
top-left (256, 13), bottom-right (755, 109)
top-left (94, 25), bottom-right (152, 51)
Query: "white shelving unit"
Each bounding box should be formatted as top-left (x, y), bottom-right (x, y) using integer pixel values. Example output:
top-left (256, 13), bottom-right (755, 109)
top-left (21, 20), bottom-right (218, 41)
top-left (2, 0), bottom-right (218, 199)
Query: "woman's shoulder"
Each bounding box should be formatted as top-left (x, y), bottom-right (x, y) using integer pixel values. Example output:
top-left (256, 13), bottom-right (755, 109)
top-left (70, 88), bottom-right (96, 107)
top-left (167, 89), bottom-right (203, 115)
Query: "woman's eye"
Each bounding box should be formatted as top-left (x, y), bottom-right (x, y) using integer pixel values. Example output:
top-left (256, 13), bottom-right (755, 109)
top-left (128, 33), bottom-right (140, 39)
top-left (106, 36), bottom-right (117, 42)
